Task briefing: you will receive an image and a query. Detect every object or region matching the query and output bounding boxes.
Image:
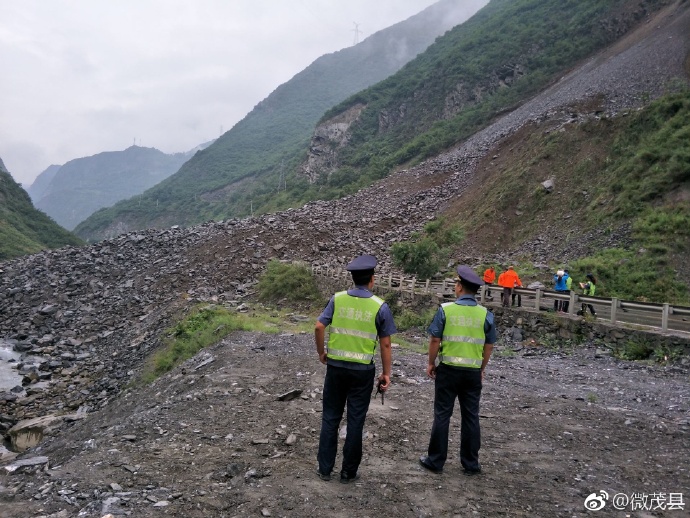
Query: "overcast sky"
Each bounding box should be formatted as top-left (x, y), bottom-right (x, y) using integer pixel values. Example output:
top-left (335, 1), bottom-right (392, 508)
top-left (0, 0), bottom-right (487, 187)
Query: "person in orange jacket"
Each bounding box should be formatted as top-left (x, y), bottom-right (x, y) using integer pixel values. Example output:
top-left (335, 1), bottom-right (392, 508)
top-left (498, 266), bottom-right (522, 307)
top-left (483, 266), bottom-right (496, 297)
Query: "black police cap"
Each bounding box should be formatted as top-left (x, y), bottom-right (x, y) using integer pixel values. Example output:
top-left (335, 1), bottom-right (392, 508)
top-left (346, 254), bottom-right (377, 273)
top-left (456, 265), bottom-right (484, 286)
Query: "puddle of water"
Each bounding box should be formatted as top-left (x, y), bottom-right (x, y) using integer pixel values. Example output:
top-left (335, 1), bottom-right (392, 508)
top-left (0, 340), bottom-right (23, 391)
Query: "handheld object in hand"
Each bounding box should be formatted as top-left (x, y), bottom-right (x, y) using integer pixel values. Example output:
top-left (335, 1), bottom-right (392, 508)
top-left (374, 379), bottom-right (384, 405)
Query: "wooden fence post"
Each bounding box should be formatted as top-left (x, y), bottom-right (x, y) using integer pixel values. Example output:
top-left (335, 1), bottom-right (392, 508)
top-left (480, 285), bottom-right (486, 304)
top-left (662, 303), bottom-right (670, 332)
top-left (388, 273), bottom-right (392, 289)
top-left (535, 288), bottom-right (541, 311)
top-left (411, 278), bottom-right (416, 300)
top-left (425, 279), bottom-right (430, 294)
top-left (610, 298), bottom-right (618, 324)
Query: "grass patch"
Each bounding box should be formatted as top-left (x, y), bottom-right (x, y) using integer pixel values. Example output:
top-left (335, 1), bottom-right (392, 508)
top-left (140, 304), bottom-right (315, 383)
top-left (141, 305), bottom-right (250, 383)
top-left (569, 247), bottom-right (688, 304)
top-left (613, 338), bottom-right (655, 361)
top-left (394, 307), bottom-right (437, 332)
top-left (393, 337), bottom-right (427, 355)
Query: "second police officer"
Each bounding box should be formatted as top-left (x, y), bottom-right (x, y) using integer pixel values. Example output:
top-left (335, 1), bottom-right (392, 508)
top-left (419, 265), bottom-right (497, 476)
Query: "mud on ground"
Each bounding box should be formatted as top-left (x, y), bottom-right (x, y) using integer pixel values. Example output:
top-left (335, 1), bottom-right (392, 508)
top-left (1, 331), bottom-right (688, 518)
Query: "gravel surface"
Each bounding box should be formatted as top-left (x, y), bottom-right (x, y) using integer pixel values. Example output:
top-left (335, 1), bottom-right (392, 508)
top-left (1, 331), bottom-right (688, 517)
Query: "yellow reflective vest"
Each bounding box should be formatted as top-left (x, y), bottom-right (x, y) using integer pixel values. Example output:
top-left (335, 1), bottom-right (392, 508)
top-left (438, 302), bottom-right (487, 369)
top-left (327, 291), bottom-right (384, 364)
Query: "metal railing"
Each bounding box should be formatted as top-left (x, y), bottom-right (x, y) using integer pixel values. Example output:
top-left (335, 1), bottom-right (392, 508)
top-left (311, 265), bottom-right (690, 334)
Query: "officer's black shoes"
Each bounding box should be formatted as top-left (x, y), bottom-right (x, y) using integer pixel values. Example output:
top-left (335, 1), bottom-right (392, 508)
top-left (317, 470), bottom-right (331, 481)
top-left (418, 456), bottom-right (443, 474)
top-left (339, 472), bottom-right (360, 484)
top-left (463, 464), bottom-right (482, 476)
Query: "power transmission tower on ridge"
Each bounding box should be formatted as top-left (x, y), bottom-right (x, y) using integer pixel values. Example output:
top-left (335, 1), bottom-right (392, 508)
top-left (352, 22), bottom-right (362, 45)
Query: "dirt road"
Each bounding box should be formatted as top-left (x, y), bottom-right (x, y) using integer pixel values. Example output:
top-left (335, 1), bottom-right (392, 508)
top-left (1, 329), bottom-right (688, 518)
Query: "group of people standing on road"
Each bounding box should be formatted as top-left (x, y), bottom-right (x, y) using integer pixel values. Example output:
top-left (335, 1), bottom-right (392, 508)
top-left (482, 265), bottom-right (522, 308)
top-left (553, 269), bottom-right (598, 316)
top-left (315, 255), bottom-right (495, 483)
top-left (483, 264), bottom-right (598, 316)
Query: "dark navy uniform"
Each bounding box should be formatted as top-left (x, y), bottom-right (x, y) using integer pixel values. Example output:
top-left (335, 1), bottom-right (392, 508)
top-left (315, 255), bottom-right (396, 482)
top-left (420, 266), bottom-right (496, 475)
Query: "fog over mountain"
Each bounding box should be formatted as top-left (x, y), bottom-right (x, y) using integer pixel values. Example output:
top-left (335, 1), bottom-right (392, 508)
top-left (75, 0), bottom-right (486, 237)
top-left (0, 0), bottom-right (488, 186)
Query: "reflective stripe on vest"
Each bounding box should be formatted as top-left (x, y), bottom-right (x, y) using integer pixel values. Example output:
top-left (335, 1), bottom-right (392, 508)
top-left (327, 291), bottom-right (383, 364)
top-left (438, 302), bottom-right (487, 369)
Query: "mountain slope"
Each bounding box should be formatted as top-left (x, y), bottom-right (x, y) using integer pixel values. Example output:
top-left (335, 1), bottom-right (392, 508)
top-left (74, 0), bottom-right (487, 240)
top-left (0, 158), bottom-right (82, 261)
top-left (35, 145), bottom-right (201, 230)
top-left (26, 164), bottom-right (61, 202)
top-left (301, 0), bottom-right (673, 187)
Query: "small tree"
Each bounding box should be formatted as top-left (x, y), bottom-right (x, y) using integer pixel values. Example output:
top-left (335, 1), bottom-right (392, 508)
top-left (257, 260), bottom-right (321, 304)
top-left (391, 237), bottom-right (443, 279)
top-left (391, 217), bottom-right (465, 279)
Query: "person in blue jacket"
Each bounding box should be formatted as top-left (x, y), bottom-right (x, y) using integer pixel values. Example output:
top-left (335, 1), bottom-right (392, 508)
top-left (553, 269), bottom-right (569, 312)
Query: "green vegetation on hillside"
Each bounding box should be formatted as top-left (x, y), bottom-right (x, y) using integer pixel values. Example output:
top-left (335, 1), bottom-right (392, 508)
top-left (571, 92), bottom-right (690, 303)
top-left (309, 0), bottom-right (665, 198)
top-left (446, 90), bottom-right (690, 304)
top-left (0, 170), bottom-right (83, 261)
top-left (239, 0), bottom-right (667, 220)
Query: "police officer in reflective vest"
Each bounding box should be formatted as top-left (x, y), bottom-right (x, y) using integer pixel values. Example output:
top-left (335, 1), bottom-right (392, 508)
top-left (419, 265), bottom-right (496, 476)
top-left (315, 254), bottom-right (396, 483)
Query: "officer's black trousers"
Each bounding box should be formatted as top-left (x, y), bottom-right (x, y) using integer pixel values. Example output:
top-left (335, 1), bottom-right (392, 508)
top-left (426, 363), bottom-right (482, 472)
top-left (318, 364), bottom-right (375, 477)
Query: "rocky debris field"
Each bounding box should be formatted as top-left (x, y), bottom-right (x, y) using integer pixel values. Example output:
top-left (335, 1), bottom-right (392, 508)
top-left (1, 0), bottom-right (688, 430)
top-left (1, 330), bottom-right (688, 517)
